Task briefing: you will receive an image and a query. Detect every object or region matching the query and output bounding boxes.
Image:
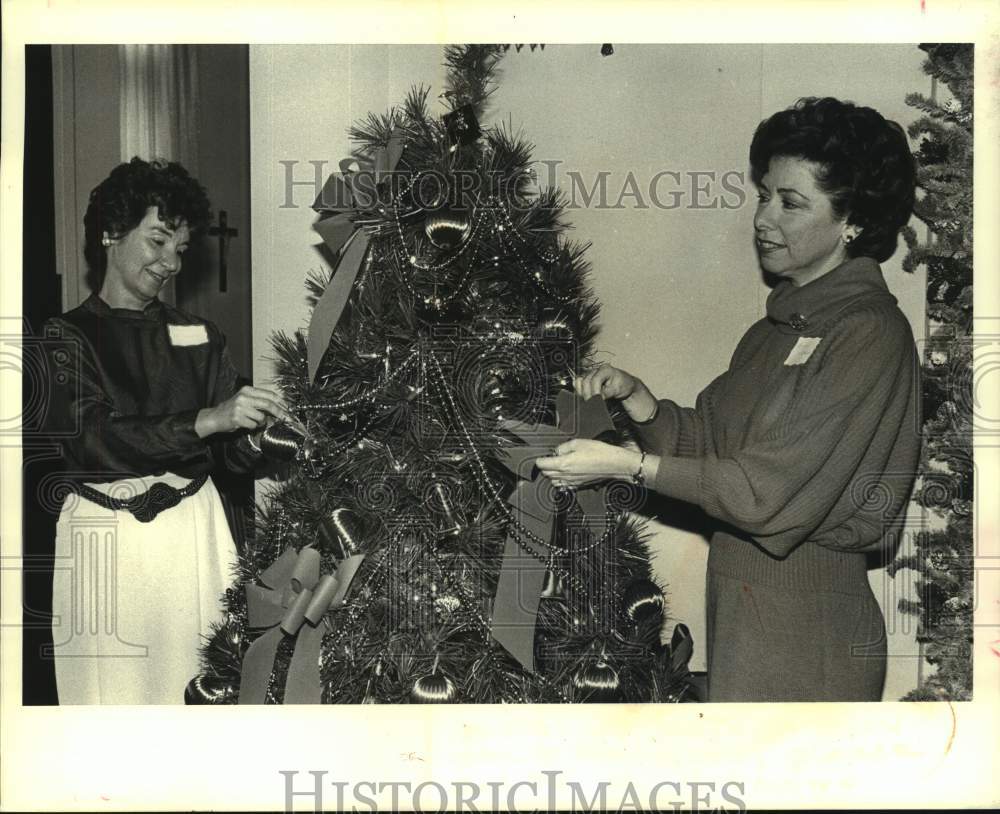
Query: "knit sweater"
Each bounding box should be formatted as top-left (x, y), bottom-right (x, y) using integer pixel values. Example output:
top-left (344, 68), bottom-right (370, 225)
top-left (634, 256), bottom-right (921, 561)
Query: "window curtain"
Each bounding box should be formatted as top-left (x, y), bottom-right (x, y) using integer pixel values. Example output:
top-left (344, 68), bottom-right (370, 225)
top-left (119, 45), bottom-right (198, 168)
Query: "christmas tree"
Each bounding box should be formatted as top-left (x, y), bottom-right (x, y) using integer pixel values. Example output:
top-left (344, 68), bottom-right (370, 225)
top-left (889, 43), bottom-right (974, 701)
top-left (188, 45), bottom-right (694, 704)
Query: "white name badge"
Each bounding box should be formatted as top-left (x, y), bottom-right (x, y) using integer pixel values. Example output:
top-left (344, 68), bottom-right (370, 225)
top-left (168, 323), bottom-right (209, 346)
top-left (784, 336), bottom-right (821, 366)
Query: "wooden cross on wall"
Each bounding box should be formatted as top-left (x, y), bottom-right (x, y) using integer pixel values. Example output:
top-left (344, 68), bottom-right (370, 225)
top-left (208, 210), bottom-right (238, 293)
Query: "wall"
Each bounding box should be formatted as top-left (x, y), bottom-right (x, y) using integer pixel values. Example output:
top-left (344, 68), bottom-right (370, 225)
top-left (250, 44), bottom-right (929, 698)
top-left (250, 45), bottom-right (448, 339)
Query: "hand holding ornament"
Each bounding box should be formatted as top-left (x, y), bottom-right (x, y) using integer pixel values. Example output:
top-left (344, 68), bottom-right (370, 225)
top-left (574, 365), bottom-right (658, 423)
top-left (195, 385), bottom-right (292, 437)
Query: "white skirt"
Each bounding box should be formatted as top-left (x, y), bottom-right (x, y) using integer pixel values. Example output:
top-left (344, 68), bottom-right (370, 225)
top-left (50, 472), bottom-right (238, 705)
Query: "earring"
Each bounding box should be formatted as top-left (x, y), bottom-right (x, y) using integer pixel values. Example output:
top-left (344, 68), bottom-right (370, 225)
top-left (102, 236), bottom-right (114, 247)
top-left (843, 233), bottom-right (856, 245)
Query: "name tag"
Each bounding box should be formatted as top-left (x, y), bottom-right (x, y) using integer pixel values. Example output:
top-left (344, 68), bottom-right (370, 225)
top-left (168, 324), bottom-right (209, 346)
top-left (784, 336), bottom-right (821, 366)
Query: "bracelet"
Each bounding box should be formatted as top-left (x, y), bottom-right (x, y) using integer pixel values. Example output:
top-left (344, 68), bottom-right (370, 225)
top-left (631, 450), bottom-right (647, 486)
top-left (631, 400), bottom-right (660, 425)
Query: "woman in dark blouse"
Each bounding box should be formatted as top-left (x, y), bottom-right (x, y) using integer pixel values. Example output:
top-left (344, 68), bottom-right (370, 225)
top-left (45, 158), bottom-right (287, 704)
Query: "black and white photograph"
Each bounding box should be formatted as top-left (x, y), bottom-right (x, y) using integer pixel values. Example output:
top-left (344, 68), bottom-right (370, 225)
top-left (3, 2), bottom-right (999, 811)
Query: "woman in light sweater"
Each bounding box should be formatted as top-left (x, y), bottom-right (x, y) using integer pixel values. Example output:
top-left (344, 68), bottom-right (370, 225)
top-left (536, 97), bottom-right (920, 702)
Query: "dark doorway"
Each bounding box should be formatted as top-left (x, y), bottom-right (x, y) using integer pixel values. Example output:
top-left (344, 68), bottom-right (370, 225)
top-left (22, 44), bottom-right (62, 705)
top-left (178, 45), bottom-right (255, 559)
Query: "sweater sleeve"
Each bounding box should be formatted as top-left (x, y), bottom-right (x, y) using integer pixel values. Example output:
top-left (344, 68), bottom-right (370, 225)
top-left (631, 373), bottom-right (725, 458)
top-left (203, 324), bottom-right (264, 474)
top-left (43, 318), bottom-right (211, 478)
top-left (650, 306), bottom-right (915, 558)
top-left (631, 320), bottom-right (761, 457)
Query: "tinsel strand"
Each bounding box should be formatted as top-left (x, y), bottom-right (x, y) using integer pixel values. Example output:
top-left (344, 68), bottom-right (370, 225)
top-left (317, 530), bottom-right (404, 663)
top-left (426, 349), bottom-right (615, 556)
top-left (425, 350), bottom-right (617, 580)
top-left (424, 543), bottom-right (529, 703)
top-left (484, 193), bottom-right (572, 302)
top-left (496, 229), bottom-right (572, 304)
top-left (296, 405), bottom-right (400, 480)
top-left (389, 173), bottom-right (572, 308)
top-left (425, 349), bottom-right (621, 672)
top-left (491, 195), bottom-right (560, 264)
top-left (391, 172), bottom-right (488, 275)
top-left (298, 350), bottom-right (421, 412)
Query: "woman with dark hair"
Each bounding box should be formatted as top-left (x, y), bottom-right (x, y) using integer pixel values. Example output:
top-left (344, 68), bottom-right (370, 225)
top-left (536, 97), bottom-right (921, 701)
top-left (45, 158), bottom-right (288, 704)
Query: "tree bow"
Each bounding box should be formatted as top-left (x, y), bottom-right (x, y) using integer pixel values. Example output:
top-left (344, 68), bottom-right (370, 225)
top-left (490, 391), bottom-right (615, 671)
top-left (239, 545), bottom-right (365, 704)
top-left (307, 130), bottom-right (405, 382)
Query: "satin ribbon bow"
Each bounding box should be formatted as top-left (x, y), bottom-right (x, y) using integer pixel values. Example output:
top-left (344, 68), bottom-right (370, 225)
top-left (307, 130), bottom-right (405, 382)
top-left (239, 545), bottom-right (365, 704)
top-left (490, 390), bottom-right (616, 672)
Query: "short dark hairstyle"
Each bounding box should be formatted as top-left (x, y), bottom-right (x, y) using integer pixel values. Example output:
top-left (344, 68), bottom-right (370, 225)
top-left (749, 97), bottom-right (916, 263)
top-left (83, 157), bottom-right (211, 287)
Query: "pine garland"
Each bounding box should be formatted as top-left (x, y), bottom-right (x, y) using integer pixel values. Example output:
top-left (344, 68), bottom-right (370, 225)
top-left (890, 43), bottom-right (974, 701)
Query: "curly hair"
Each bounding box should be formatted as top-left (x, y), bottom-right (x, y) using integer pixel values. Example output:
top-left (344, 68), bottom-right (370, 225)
top-left (749, 97), bottom-right (916, 263)
top-left (83, 157), bottom-right (211, 287)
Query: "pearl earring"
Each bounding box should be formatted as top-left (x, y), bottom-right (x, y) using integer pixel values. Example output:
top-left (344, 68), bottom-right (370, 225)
top-left (102, 237), bottom-right (112, 247)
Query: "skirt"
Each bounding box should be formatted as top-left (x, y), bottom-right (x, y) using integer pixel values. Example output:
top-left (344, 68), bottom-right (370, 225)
top-left (49, 472), bottom-right (238, 705)
top-left (705, 531), bottom-right (887, 702)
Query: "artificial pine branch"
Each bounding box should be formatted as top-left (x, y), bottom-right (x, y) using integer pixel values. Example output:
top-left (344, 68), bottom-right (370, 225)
top-left (442, 44), bottom-right (505, 118)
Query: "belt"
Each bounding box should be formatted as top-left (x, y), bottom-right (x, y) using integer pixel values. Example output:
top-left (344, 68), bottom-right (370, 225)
top-left (73, 473), bottom-right (209, 523)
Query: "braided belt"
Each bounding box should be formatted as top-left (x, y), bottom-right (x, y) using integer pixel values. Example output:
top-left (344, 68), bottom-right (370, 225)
top-left (74, 474), bottom-right (209, 523)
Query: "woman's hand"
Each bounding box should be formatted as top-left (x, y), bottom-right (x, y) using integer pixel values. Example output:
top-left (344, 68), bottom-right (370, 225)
top-left (575, 365), bottom-right (658, 422)
top-left (195, 386), bottom-right (291, 438)
top-left (535, 439), bottom-right (642, 489)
